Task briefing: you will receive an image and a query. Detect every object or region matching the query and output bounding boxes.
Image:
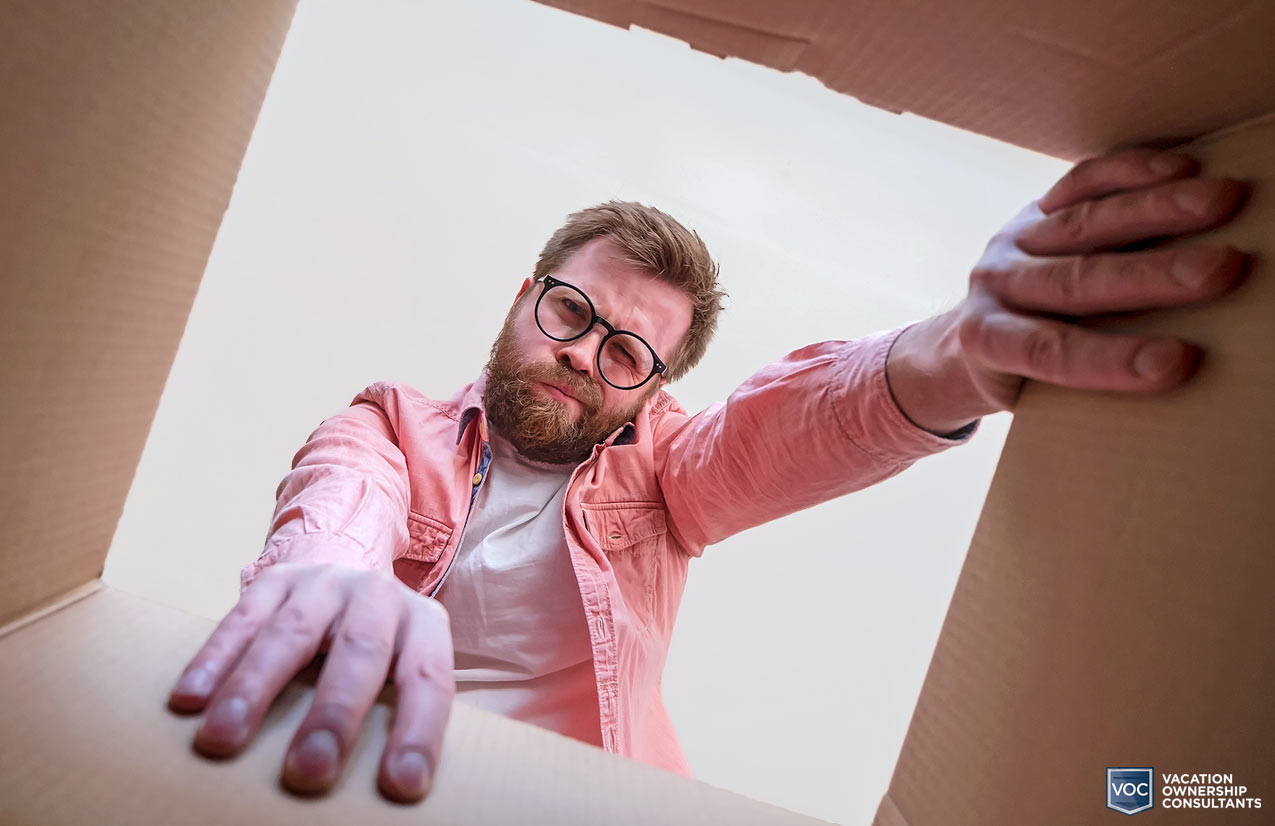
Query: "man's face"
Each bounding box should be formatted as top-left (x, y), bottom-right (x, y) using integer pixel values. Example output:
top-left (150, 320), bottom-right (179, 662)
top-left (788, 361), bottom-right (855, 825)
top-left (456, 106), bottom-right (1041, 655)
top-left (483, 238), bottom-right (694, 464)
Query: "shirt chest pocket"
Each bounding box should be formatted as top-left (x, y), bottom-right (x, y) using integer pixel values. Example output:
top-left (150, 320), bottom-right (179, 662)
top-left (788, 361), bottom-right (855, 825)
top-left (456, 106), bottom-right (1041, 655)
top-left (404, 510), bottom-right (453, 564)
top-left (581, 503), bottom-right (668, 630)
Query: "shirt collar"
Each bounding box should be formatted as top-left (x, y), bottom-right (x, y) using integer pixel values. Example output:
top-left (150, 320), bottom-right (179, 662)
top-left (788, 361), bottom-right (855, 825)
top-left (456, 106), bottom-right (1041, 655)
top-left (456, 372), bottom-right (489, 445)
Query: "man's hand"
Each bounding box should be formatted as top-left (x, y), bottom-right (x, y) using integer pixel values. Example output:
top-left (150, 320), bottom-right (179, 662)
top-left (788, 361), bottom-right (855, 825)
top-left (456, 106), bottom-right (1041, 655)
top-left (168, 563), bottom-right (454, 803)
top-left (886, 148), bottom-right (1253, 434)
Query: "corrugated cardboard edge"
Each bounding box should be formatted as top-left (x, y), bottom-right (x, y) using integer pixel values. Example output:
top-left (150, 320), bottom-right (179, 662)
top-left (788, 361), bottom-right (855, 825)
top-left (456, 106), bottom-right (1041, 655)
top-left (531, 0), bottom-right (1275, 160)
top-left (0, 579), bottom-right (103, 641)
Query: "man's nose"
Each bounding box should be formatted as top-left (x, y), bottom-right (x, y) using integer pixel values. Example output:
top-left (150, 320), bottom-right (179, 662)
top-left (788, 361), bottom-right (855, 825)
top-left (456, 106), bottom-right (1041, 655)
top-left (555, 325), bottom-right (606, 376)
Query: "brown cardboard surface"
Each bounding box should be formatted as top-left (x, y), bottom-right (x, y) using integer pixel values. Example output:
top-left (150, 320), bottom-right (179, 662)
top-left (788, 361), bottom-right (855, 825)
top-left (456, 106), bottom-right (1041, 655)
top-left (873, 114), bottom-right (1275, 824)
top-left (4, 0), bottom-right (1274, 823)
top-left (0, 1), bottom-right (835, 822)
top-left (533, 0), bottom-right (1275, 161)
top-left (0, 585), bottom-right (833, 826)
top-left (0, 0), bottom-right (297, 628)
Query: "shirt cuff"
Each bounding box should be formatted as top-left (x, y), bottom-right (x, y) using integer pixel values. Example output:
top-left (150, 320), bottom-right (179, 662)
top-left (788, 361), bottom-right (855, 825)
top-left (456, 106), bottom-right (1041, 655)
top-left (829, 325), bottom-right (981, 466)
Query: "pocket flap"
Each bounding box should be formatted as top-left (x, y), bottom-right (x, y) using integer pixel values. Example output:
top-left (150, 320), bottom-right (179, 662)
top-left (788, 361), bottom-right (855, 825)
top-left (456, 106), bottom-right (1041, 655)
top-left (582, 505), bottom-right (668, 552)
top-left (404, 511), bottom-right (452, 563)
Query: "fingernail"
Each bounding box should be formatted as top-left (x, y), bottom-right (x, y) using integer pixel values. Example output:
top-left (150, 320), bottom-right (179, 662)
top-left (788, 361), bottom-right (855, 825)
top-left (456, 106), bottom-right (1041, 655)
top-left (176, 667), bottom-right (214, 697)
top-left (1173, 182), bottom-right (1212, 216)
top-left (1171, 247), bottom-right (1220, 289)
top-left (202, 696), bottom-right (249, 743)
top-left (1133, 339), bottom-right (1181, 379)
top-left (287, 729), bottom-right (340, 786)
top-left (389, 749), bottom-right (431, 798)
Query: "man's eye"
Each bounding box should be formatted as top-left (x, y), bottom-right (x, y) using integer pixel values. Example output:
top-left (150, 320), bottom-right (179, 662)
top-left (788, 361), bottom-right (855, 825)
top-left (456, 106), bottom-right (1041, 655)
top-left (563, 299), bottom-right (585, 316)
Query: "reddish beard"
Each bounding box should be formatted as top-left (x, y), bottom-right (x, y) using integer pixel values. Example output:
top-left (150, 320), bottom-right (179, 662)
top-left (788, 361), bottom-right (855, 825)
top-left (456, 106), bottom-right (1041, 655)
top-left (482, 318), bottom-right (653, 464)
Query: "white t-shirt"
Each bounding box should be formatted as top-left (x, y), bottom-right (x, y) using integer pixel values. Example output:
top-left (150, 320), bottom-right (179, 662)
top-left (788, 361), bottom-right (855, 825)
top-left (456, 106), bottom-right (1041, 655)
top-left (435, 430), bottom-right (602, 746)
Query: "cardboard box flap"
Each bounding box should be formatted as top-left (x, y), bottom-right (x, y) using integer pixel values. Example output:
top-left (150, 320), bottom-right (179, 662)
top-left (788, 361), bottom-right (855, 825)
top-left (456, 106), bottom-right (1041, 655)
top-left (0, 585), bottom-right (834, 825)
top-left (874, 115), bottom-right (1275, 825)
top-left (0, 0), bottom-right (297, 628)
top-left (534, 0), bottom-right (1275, 160)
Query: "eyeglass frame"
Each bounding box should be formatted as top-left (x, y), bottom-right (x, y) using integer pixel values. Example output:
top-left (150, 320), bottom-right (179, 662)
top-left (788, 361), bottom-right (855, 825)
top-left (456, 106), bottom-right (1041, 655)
top-left (533, 275), bottom-right (668, 391)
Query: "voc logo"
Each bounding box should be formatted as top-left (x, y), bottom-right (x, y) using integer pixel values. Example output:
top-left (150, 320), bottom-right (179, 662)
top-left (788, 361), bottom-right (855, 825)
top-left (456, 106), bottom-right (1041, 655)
top-left (1108, 767), bottom-right (1155, 815)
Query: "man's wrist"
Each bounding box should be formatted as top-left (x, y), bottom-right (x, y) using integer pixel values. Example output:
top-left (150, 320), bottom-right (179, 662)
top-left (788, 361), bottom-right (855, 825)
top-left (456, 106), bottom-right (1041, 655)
top-left (884, 310), bottom-right (993, 436)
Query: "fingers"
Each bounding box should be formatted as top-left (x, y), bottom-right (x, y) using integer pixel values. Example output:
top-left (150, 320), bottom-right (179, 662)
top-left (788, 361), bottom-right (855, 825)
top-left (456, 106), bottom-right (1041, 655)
top-left (280, 575), bottom-right (403, 796)
top-left (170, 570), bottom-right (292, 713)
top-left (378, 596), bottom-right (454, 803)
top-left (971, 244), bottom-right (1251, 315)
top-left (1019, 177), bottom-right (1247, 256)
top-left (1037, 149), bottom-right (1198, 214)
top-left (958, 301), bottom-right (1203, 394)
top-left (191, 571), bottom-right (345, 759)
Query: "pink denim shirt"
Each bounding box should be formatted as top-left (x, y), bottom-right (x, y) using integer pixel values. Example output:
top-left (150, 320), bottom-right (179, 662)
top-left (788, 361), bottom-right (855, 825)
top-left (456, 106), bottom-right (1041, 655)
top-left (241, 325), bottom-right (978, 777)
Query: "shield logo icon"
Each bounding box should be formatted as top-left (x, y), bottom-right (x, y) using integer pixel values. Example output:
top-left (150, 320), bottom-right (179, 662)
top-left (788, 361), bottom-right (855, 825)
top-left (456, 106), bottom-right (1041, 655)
top-left (1107, 767), bottom-right (1154, 815)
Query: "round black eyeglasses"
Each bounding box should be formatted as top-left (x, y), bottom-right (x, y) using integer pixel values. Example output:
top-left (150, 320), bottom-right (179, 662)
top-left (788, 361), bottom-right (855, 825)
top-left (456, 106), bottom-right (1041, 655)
top-left (534, 276), bottom-right (667, 391)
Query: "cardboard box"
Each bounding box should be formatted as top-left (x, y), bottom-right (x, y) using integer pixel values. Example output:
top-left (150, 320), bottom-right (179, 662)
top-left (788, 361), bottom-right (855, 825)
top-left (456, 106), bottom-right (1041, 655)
top-left (531, 1), bottom-right (1275, 824)
top-left (2, 1), bottom-right (1270, 824)
top-left (0, 2), bottom-right (827, 824)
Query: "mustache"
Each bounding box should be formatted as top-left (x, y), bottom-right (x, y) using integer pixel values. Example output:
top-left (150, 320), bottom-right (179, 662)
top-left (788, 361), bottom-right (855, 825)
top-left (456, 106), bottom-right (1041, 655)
top-left (518, 360), bottom-right (603, 410)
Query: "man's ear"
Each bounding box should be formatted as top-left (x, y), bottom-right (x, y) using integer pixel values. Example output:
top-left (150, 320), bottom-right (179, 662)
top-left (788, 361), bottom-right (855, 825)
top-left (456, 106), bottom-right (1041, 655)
top-left (513, 277), bottom-right (533, 306)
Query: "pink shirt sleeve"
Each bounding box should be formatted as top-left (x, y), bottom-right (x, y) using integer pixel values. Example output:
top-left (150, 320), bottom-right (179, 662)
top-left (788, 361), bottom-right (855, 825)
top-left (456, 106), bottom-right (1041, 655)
top-left (653, 325), bottom-right (980, 552)
top-left (239, 398), bottom-right (411, 593)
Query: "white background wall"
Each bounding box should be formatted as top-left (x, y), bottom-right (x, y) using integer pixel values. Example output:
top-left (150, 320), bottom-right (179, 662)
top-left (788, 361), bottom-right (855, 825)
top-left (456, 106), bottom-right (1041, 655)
top-left (104, 1), bottom-right (1067, 823)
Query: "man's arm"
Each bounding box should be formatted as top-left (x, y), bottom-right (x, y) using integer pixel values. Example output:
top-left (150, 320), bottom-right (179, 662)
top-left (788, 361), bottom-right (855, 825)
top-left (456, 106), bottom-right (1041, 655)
top-left (653, 149), bottom-right (1251, 552)
top-left (885, 149), bottom-right (1250, 434)
top-left (653, 328), bottom-right (976, 552)
top-left (241, 393), bottom-right (411, 591)
top-left (174, 388), bottom-right (454, 803)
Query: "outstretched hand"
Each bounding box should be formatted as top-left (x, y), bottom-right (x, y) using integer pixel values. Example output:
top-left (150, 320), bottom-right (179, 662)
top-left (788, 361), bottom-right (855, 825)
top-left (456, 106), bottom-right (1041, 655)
top-left (887, 148), bottom-right (1253, 435)
top-left (169, 563), bottom-right (455, 803)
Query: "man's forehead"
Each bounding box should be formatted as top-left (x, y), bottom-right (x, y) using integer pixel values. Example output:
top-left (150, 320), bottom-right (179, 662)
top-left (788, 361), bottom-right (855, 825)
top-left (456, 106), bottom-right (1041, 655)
top-left (554, 239), bottom-right (691, 354)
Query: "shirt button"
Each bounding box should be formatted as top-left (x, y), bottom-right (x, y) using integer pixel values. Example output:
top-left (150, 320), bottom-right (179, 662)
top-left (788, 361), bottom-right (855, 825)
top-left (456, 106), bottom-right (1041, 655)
top-left (471, 472), bottom-right (483, 486)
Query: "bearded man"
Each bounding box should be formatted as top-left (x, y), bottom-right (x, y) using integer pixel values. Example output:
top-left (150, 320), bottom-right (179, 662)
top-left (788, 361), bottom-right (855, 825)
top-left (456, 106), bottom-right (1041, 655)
top-left (169, 149), bottom-right (1250, 802)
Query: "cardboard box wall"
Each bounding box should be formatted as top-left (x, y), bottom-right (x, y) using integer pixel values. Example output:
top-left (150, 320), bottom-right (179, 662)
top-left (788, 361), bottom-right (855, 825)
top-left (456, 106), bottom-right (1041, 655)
top-left (0, 2), bottom-right (829, 824)
top-left (1, 1), bottom-right (1270, 825)
top-left (532, 1), bottom-right (1275, 824)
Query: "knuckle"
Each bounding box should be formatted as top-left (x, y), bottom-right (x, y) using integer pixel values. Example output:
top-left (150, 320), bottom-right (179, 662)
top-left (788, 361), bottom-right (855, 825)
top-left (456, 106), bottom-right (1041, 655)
top-left (336, 624), bottom-right (393, 661)
top-left (1045, 258), bottom-right (1084, 302)
top-left (1054, 200), bottom-right (1093, 244)
top-left (398, 653), bottom-right (455, 698)
top-left (222, 599), bottom-right (265, 638)
top-left (269, 601), bottom-right (323, 643)
top-left (1022, 327), bottom-right (1065, 373)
